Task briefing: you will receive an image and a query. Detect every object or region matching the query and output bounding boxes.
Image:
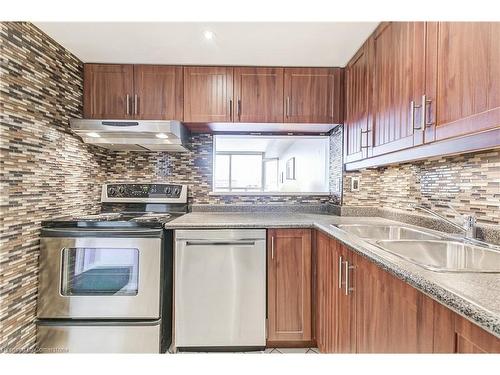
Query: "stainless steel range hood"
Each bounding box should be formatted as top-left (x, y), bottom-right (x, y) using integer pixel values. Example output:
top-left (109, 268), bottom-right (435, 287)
top-left (70, 119), bottom-right (190, 152)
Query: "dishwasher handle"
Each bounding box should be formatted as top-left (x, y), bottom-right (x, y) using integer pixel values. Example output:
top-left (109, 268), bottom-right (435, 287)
top-left (183, 240), bottom-right (257, 247)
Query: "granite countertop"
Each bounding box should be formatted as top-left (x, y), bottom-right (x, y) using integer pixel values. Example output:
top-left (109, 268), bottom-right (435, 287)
top-left (165, 212), bottom-right (500, 338)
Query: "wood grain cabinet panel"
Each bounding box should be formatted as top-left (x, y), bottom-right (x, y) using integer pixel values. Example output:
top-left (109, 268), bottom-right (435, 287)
top-left (455, 315), bottom-right (500, 353)
top-left (133, 65), bottom-right (183, 120)
top-left (183, 66), bottom-right (233, 123)
top-left (354, 252), bottom-right (434, 353)
top-left (233, 67), bottom-right (284, 123)
top-left (371, 22), bottom-right (426, 156)
top-left (267, 229), bottom-right (312, 345)
top-left (284, 68), bottom-right (343, 124)
top-left (425, 22), bottom-right (500, 142)
top-left (84, 64), bottom-right (134, 119)
top-left (315, 231), bottom-right (338, 353)
top-left (344, 39), bottom-right (373, 163)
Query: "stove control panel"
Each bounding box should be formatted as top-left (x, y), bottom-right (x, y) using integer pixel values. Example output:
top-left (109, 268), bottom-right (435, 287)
top-left (102, 183), bottom-right (187, 203)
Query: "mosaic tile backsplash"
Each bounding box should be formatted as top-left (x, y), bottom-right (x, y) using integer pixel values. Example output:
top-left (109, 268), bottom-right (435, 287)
top-left (343, 150), bottom-right (500, 225)
top-left (0, 22), bottom-right (106, 352)
top-left (101, 132), bottom-right (341, 206)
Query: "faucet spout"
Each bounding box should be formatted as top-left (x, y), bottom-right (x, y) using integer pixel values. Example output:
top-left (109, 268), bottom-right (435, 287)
top-left (413, 204), bottom-right (477, 239)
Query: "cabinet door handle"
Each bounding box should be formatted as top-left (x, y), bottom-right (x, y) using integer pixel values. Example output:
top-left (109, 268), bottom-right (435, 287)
top-left (271, 236), bottom-right (275, 259)
top-left (126, 94), bottom-right (130, 115)
top-left (422, 94), bottom-right (434, 129)
top-left (229, 99), bottom-right (233, 121)
top-left (344, 260), bottom-right (354, 296)
top-left (134, 94), bottom-right (138, 115)
top-left (360, 128), bottom-right (370, 149)
top-left (237, 98), bottom-right (241, 117)
top-left (411, 100), bottom-right (422, 130)
top-left (286, 96), bottom-right (290, 117)
top-left (338, 256), bottom-right (343, 289)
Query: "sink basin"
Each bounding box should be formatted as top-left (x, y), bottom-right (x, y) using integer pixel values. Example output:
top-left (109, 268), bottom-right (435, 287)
top-left (335, 224), bottom-right (443, 241)
top-left (375, 240), bottom-right (500, 273)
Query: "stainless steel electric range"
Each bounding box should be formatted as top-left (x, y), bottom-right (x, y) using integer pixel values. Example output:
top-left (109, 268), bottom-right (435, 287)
top-left (36, 183), bottom-right (188, 353)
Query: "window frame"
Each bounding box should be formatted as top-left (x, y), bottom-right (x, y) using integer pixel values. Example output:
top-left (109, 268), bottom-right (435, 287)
top-left (214, 151), bottom-right (265, 192)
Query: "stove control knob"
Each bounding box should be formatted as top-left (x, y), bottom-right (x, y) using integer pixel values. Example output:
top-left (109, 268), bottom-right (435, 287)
top-left (166, 187), bottom-right (172, 194)
top-left (117, 186), bottom-right (125, 195)
top-left (108, 187), bottom-right (117, 197)
top-left (174, 188), bottom-right (180, 196)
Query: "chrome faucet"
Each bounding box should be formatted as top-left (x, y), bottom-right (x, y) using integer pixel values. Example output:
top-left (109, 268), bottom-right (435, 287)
top-left (412, 203), bottom-right (477, 239)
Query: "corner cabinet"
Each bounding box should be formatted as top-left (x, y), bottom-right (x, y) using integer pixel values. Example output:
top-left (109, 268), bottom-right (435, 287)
top-left (83, 64), bottom-right (183, 120)
top-left (267, 229), bottom-right (313, 346)
top-left (284, 68), bottom-right (343, 124)
top-left (344, 39), bottom-right (373, 163)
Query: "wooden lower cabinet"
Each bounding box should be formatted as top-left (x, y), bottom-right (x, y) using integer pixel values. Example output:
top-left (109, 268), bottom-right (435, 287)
top-left (315, 231), bottom-right (500, 353)
top-left (267, 229), bottom-right (313, 346)
top-left (354, 252), bottom-right (434, 353)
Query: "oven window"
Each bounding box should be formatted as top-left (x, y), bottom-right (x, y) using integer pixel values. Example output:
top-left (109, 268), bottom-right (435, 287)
top-left (61, 248), bottom-right (139, 296)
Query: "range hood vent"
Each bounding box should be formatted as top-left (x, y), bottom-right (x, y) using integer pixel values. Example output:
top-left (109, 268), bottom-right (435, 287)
top-left (70, 119), bottom-right (190, 152)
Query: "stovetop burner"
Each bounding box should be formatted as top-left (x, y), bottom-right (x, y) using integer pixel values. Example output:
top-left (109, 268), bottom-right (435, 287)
top-left (74, 213), bottom-right (124, 221)
top-left (41, 183), bottom-right (188, 230)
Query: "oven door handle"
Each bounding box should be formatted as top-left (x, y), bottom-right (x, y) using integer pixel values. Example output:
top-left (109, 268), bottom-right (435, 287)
top-left (41, 228), bottom-right (164, 238)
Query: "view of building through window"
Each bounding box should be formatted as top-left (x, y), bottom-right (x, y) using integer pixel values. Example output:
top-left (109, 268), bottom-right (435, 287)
top-left (213, 135), bottom-right (329, 193)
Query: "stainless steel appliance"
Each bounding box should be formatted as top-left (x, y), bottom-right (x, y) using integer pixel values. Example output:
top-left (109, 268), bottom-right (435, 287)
top-left (37, 183), bottom-right (188, 353)
top-left (174, 229), bottom-right (266, 351)
top-left (69, 119), bottom-right (189, 152)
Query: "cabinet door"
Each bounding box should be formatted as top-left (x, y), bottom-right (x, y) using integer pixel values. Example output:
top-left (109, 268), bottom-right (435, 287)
top-left (233, 67), bottom-right (284, 123)
top-left (284, 68), bottom-right (342, 124)
top-left (337, 242), bottom-right (356, 353)
top-left (455, 315), bottom-right (500, 353)
top-left (425, 22), bottom-right (500, 143)
top-left (83, 64), bottom-right (134, 119)
top-left (344, 40), bottom-right (373, 163)
top-left (315, 231), bottom-right (340, 353)
top-left (183, 66), bottom-right (233, 122)
top-left (371, 22), bottom-right (426, 156)
top-left (267, 229), bottom-right (312, 344)
top-left (354, 252), bottom-right (434, 353)
top-left (133, 65), bottom-right (183, 120)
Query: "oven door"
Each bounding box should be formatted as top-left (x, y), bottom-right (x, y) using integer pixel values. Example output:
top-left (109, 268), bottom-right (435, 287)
top-left (38, 229), bottom-right (162, 319)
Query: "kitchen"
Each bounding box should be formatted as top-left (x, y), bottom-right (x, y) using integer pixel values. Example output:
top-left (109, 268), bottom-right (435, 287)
top-left (1, 0), bottom-right (499, 373)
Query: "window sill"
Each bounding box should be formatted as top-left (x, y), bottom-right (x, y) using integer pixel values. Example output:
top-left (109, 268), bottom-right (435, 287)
top-left (209, 192), bottom-right (331, 196)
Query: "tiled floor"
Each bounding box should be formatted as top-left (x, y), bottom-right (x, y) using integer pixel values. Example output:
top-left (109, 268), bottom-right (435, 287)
top-left (176, 348), bottom-right (319, 354)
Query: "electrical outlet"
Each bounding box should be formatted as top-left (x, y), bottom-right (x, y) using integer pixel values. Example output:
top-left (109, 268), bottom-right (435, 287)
top-left (351, 176), bottom-right (360, 192)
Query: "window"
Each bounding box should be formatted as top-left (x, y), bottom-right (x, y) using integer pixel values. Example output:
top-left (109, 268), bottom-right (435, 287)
top-left (214, 153), bottom-right (263, 192)
top-left (61, 248), bottom-right (139, 296)
top-left (213, 135), bottom-right (330, 194)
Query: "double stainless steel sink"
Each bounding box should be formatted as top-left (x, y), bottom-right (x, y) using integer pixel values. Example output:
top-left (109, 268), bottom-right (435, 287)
top-left (333, 224), bottom-right (500, 273)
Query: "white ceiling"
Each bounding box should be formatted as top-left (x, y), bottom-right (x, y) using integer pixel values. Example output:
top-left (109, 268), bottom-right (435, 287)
top-left (35, 22), bottom-right (378, 67)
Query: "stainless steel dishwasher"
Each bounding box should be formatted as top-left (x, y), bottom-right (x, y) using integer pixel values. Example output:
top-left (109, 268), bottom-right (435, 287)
top-left (174, 229), bottom-right (266, 351)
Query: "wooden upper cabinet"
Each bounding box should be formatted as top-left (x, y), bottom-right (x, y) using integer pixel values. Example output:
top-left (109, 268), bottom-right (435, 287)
top-left (233, 67), bottom-right (284, 123)
top-left (371, 22), bottom-right (426, 156)
top-left (344, 39), bottom-right (373, 163)
top-left (183, 66), bottom-right (233, 123)
top-left (425, 22), bottom-right (500, 142)
top-left (284, 68), bottom-right (343, 124)
top-left (267, 229), bottom-right (312, 344)
top-left (133, 65), bottom-right (183, 120)
top-left (84, 64), bottom-right (134, 119)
